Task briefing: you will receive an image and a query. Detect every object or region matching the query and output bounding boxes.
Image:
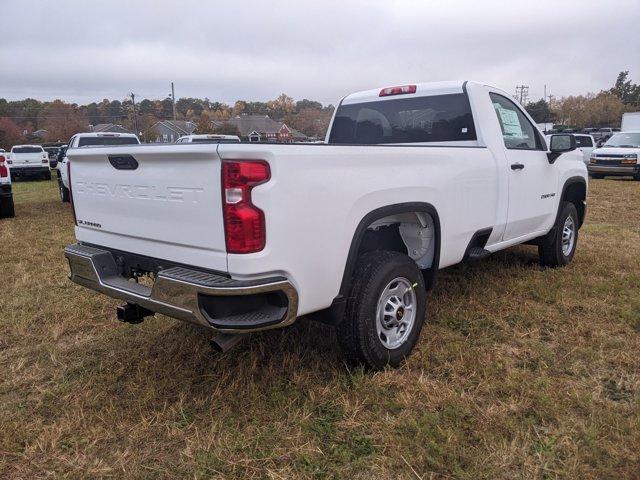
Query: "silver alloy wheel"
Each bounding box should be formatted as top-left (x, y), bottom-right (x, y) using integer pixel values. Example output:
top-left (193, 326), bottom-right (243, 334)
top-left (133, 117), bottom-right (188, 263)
top-left (562, 215), bottom-right (575, 256)
top-left (375, 277), bottom-right (417, 349)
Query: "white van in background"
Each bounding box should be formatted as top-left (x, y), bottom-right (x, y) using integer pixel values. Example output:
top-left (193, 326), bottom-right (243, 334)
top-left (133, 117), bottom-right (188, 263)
top-left (622, 112), bottom-right (640, 132)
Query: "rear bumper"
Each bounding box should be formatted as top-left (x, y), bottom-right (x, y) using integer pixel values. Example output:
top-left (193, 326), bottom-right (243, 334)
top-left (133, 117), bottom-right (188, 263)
top-left (588, 165), bottom-right (639, 176)
top-left (64, 243), bottom-right (299, 333)
top-left (9, 166), bottom-right (49, 176)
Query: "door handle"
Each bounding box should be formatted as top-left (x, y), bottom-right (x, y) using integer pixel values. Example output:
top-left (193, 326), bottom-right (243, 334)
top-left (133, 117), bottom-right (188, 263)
top-left (511, 163), bottom-right (525, 170)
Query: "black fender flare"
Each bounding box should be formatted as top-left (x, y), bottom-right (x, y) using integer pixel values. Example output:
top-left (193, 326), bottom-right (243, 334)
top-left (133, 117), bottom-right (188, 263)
top-left (338, 202), bottom-right (441, 298)
top-left (559, 176), bottom-right (587, 227)
top-left (311, 202), bottom-right (441, 325)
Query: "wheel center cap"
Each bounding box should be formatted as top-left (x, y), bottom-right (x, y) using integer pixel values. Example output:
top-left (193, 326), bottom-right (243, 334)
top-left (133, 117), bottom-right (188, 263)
top-left (396, 307), bottom-right (404, 320)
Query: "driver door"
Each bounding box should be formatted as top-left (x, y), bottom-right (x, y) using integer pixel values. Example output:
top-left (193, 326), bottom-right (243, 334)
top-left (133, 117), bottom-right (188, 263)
top-left (489, 93), bottom-right (558, 241)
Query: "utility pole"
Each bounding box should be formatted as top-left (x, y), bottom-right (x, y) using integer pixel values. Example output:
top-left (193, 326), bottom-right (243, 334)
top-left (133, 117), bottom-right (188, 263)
top-left (171, 82), bottom-right (176, 121)
top-left (515, 85), bottom-right (529, 105)
top-left (130, 92), bottom-right (139, 136)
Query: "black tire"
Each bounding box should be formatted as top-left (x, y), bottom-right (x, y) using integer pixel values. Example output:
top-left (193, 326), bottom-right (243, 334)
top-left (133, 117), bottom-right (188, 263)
top-left (336, 250), bottom-right (427, 370)
top-left (538, 202), bottom-right (579, 268)
top-left (589, 173), bottom-right (604, 179)
top-left (59, 180), bottom-right (70, 203)
top-left (0, 195), bottom-right (15, 218)
top-left (44, 171), bottom-right (52, 181)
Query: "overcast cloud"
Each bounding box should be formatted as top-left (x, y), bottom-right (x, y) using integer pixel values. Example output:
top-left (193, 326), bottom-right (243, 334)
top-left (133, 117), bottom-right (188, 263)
top-left (1, 0), bottom-right (638, 105)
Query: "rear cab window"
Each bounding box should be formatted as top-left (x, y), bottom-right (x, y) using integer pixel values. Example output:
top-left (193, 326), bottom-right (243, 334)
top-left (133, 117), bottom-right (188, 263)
top-left (12, 146), bottom-right (44, 154)
top-left (77, 137), bottom-right (139, 147)
top-left (328, 93), bottom-right (477, 144)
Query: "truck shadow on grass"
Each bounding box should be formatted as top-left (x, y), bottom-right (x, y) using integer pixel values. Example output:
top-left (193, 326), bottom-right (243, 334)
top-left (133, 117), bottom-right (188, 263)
top-left (78, 244), bottom-right (546, 394)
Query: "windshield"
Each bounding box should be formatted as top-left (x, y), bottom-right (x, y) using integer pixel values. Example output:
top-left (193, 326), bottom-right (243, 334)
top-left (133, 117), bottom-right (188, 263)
top-left (12, 146), bottom-right (44, 154)
top-left (78, 137), bottom-right (139, 147)
top-left (603, 133), bottom-right (640, 148)
top-left (575, 136), bottom-right (593, 147)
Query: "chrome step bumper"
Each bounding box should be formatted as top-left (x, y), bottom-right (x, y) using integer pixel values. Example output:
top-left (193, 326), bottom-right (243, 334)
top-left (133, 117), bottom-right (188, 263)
top-left (64, 243), bottom-right (299, 333)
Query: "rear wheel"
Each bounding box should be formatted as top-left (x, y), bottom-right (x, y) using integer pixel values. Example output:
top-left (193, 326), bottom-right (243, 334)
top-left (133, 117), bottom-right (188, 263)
top-left (0, 195), bottom-right (15, 218)
top-left (44, 171), bottom-right (52, 181)
top-left (336, 250), bottom-right (426, 369)
top-left (538, 202), bottom-right (578, 268)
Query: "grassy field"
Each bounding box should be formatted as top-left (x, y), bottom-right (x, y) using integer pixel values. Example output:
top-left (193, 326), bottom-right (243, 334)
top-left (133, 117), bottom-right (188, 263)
top-left (1, 177), bottom-right (639, 479)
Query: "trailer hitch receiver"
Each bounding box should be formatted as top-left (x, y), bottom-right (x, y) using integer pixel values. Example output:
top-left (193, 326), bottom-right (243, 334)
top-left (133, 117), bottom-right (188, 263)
top-left (117, 302), bottom-right (155, 324)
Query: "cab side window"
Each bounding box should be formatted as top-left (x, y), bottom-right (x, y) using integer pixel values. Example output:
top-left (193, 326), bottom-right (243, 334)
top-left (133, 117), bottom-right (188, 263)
top-left (489, 93), bottom-right (543, 151)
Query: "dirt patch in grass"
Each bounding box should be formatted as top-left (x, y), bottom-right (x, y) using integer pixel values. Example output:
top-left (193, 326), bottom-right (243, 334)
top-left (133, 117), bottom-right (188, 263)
top-left (1, 177), bottom-right (639, 479)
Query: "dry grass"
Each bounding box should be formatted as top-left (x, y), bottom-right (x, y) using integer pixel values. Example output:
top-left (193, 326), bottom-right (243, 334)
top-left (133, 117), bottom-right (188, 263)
top-left (1, 177), bottom-right (639, 479)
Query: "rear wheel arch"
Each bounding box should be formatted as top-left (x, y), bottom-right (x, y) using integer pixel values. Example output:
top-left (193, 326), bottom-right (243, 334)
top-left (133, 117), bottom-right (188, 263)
top-left (338, 202), bottom-right (441, 299)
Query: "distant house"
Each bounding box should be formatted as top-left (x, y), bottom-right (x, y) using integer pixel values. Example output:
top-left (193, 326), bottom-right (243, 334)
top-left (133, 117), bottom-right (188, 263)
top-left (90, 123), bottom-right (134, 134)
top-left (31, 129), bottom-right (48, 139)
top-left (223, 115), bottom-right (307, 142)
top-left (146, 120), bottom-right (197, 143)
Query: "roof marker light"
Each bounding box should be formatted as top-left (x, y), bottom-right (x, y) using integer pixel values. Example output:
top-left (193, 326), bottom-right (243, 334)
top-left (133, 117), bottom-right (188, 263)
top-left (379, 85), bottom-right (417, 97)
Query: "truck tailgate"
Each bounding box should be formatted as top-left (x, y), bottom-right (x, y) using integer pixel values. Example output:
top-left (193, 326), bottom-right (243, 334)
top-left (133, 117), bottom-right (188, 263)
top-left (68, 145), bottom-right (228, 272)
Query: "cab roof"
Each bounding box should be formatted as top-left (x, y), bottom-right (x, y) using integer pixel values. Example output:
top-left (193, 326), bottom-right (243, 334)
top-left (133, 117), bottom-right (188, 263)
top-left (341, 81), bottom-right (470, 105)
top-left (74, 132), bottom-right (138, 138)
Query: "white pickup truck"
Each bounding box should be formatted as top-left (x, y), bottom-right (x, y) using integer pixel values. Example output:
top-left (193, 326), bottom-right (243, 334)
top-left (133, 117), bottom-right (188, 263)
top-left (58, 132), bottom-right (140, 202)
top-left (6, 145), bottom-right (51, 180)
top-left (64, 81), bottom-right (587, 369)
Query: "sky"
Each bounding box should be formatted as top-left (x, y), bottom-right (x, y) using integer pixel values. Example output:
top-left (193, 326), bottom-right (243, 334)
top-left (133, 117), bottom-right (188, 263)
top-left (1, 0), bottom-right (638, 106)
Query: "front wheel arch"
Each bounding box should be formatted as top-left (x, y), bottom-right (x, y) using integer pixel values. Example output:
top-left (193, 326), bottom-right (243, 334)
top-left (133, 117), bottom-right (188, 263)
top-left (560, 176), bottom-right (587, 228)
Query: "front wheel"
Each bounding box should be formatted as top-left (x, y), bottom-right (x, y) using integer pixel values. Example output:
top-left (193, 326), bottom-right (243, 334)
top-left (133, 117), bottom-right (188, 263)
top-left (336, 251), bottom-right (426, 370)
top-left (538, 202), bottom-right (579, 267)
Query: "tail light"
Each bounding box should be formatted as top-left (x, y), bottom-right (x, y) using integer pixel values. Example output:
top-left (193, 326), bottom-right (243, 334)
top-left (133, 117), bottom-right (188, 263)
top-left (379, 85), bottom-right (417, 97)
top-left (0, 155), bottom-right (7, 178)
top-left (68, 160), bottom-right (77, 225)
top-left (222, 160), bottom-right (270, 253)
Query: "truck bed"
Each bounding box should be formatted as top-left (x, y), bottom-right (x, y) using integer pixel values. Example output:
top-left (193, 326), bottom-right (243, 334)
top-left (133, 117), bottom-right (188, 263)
top-left (68, 142), bottom-right (498, 314)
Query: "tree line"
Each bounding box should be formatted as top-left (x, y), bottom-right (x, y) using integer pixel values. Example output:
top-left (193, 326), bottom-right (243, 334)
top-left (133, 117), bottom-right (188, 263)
top-left (525, 71), bottom-right (640, 128)
top-left (0, 93), bottom-right (335, 148)
top-left (1, 72), bottom-right (638, 149)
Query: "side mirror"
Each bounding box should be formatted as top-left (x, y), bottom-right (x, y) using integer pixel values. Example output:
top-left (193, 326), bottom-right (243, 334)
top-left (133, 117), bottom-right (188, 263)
top-left (547, 134), bottom-right (576, 163)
